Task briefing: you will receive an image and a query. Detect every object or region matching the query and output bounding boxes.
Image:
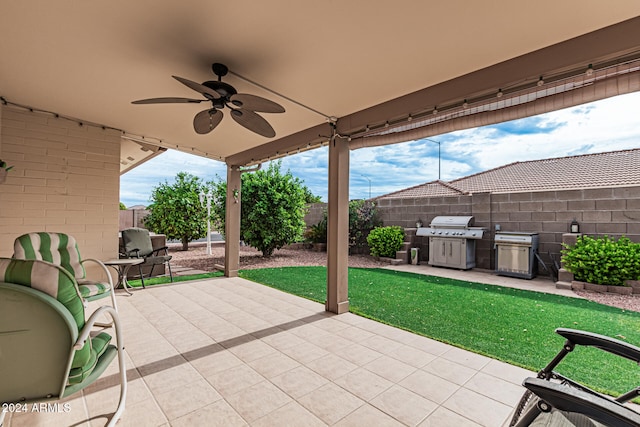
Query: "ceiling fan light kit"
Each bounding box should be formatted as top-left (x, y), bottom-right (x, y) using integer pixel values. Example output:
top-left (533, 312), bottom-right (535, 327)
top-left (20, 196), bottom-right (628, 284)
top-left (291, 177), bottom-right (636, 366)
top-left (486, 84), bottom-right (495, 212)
top-left (132, 63), bottom-right (285, 138)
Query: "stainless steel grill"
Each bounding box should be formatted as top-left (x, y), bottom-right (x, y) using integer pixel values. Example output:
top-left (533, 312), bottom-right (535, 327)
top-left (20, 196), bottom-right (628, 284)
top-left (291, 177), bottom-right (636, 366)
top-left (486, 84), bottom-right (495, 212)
top-left (495, 231), bottom-right (539, 279)
top-left (416, 216), bottom-right (485, 269)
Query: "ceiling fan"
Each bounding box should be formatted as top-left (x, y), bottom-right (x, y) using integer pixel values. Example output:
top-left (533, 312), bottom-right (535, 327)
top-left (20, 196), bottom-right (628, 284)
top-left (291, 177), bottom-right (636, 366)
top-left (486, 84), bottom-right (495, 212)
top-left (132, 63), bottom-right (285, 138)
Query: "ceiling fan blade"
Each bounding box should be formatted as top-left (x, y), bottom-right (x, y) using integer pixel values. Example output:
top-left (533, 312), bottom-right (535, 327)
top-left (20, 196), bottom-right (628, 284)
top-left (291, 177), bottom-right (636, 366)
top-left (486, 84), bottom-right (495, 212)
top-left (193, 109), bottom-right (223, 134)
top-left (230, 93), bottom-right (285, 113)
top-left (173, 76), bottom-right (221, 100)
top-left (132, 97), bottom-right (204, 104)
top-left (230, 109), bottom-right (276, 138)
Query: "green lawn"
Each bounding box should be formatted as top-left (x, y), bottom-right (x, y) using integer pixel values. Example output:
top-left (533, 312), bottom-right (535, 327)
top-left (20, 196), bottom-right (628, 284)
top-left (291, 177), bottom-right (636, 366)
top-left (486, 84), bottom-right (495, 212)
top-left (238, 266), bottom-right (640, 398)
top-left (126, 271), bottom-right (223, 287)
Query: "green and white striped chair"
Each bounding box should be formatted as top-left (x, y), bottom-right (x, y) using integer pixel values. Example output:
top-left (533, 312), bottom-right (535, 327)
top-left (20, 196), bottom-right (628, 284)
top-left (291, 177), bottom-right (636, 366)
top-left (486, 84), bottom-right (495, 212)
top-left (13, 232), bottom-right (118, 312)
top-left (0, 258), bottom-right (126, 427)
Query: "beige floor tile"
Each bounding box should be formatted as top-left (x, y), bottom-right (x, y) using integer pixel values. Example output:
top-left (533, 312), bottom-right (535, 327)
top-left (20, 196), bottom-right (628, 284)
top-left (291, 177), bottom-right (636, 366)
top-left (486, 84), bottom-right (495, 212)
top-left (313, 333), bottom-right (353, 353)
top-left (360, 334), bottom-right (402, 355)
top-left (334, 404), bottom-right (405, 427)
top-left (187, 346), bottom-right (243, 377)
top-left (225, 380), bottom-right (292, 422)
top-left (370, 385), bottom-right (438, 426)
top-left (114, 397), bottom-right (168, 427)
top-left (279, 341), bottom-right (329, 364)
top-left (481, 359), bottom-right (534, 385)
top-left (442, 387), bottom-right (514, 427)
top-left (419, 406), bottom-right (482, 427)
top-left (335, 325), bottom-right (376, 342)
top-left (139, 361), bottom-right (203, 396)
top-left (334, 367), bottom-right (394, 401)
top-left (170, 400), bottom-right (247, 427)
top-left (154, 378), bottom-right (222, 420)
top-left (387, 344), bottom-right (437, 368)
top-left (363, 354), bottom-right (416, 383)
top-left (407, 335), bottom-right (453, 356)
top-left (422, 357), bottom-right (478, 385)
top-left (306, 353), bottom-right (358, 381)
top-left (298, 383), bottom-right (364, 425)
top-left (251, 401), bottom-right (325, 427)
top-left (248, 352), bottom-right (300, 379)
top-left (399, 369), bottom-right (460, 404)
top-left (339, 343), bottom-right (383, 366)
top-left (464, 372), bottom-right (527, 407)
top-left (226, 339), bottom-right (278, 363)
top-left (440, 346), bottom-right (492, 370)
top-left (206, 364), bottom-right (265, 397)
top-left (256, 330), bottom-right (307, 351)
top-left (270, 366), bottom-right (329, 399)
top-left (84, 377), bottom-right (149, 419)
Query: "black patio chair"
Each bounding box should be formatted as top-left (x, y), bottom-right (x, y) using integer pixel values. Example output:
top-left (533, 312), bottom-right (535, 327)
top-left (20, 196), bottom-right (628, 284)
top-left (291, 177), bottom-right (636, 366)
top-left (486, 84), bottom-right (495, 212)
top-left (510, 328), bottom-right (640, 426)
top-left (120, 227), bottom-right (173, 288)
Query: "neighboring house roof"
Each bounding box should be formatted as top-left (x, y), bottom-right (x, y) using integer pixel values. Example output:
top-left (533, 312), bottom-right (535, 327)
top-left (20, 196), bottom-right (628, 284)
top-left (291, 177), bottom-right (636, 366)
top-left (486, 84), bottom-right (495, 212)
top-left (379, 180), bottom-right (468, 199)
top-left (376, 148), bottom-right (640, 199)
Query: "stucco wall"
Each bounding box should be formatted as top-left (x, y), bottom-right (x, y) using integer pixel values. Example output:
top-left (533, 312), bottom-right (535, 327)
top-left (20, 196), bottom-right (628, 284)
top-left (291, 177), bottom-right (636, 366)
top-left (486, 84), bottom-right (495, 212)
top-left (0, 105), bottom-right (121, 277)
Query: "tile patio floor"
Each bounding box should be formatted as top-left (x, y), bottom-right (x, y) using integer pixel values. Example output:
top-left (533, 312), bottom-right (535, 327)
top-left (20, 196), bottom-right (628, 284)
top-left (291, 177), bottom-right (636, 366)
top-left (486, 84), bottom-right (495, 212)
top-left (5, 266), bottom-right (570, 427)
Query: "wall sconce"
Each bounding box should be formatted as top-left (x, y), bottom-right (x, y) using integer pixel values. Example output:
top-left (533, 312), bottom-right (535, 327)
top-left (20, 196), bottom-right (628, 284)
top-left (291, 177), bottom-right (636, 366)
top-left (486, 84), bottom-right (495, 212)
top-left (416, 219), bottom-right (423, 228)
top-left (570, 218), bottom-right (580, 233)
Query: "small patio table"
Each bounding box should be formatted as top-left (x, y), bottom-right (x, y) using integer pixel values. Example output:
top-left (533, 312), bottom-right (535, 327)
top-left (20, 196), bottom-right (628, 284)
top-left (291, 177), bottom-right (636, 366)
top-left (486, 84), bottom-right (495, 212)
top-left (104, 258), bottom-right (144, 295)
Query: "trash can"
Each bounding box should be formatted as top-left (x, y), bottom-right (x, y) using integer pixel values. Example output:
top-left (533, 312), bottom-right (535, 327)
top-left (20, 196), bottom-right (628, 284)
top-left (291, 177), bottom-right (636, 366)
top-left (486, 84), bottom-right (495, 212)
top-left (410, 248), bottom-right (419, 265)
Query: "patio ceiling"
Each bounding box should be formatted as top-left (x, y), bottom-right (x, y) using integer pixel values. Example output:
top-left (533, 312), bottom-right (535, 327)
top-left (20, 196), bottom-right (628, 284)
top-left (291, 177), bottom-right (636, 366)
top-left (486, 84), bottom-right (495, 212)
top-left (1, 2), bottom-right (639, 169)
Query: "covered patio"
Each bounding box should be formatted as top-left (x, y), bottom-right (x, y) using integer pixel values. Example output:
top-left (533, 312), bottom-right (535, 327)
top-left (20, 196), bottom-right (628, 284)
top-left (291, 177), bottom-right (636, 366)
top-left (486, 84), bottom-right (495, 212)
top-left (5, 274), bottom-right (534, 427)
top-left (2, 3), bottom-right (640, 426)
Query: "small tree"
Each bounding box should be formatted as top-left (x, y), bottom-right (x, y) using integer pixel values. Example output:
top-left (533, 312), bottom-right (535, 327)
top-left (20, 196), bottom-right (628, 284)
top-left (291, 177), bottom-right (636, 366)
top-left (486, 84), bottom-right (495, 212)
top-left (211, 161), bottom-right (311, 257)
top-left (144, 172), bottom-right (209, 251)
top-left (349, 200), bottom-right (382, 253)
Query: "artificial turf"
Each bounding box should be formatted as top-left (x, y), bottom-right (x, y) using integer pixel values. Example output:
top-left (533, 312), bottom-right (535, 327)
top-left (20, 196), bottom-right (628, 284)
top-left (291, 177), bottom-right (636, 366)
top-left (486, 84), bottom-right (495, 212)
top-left (238, 266), bottom-right (640, 398)
top-left (126, 271), bottom-right (223, 287)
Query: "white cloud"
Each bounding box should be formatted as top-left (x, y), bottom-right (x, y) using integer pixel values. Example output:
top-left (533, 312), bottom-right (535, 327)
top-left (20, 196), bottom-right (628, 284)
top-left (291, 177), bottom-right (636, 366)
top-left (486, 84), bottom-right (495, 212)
top-left (120, 91), bottom-right (640, 205)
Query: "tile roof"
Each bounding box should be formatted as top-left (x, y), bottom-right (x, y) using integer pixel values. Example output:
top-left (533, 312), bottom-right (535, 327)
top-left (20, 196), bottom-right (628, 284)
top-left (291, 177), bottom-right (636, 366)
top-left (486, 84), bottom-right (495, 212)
top-left (378, 180), bottom-right (468, 199)
top-left (376, 148), bottom-right (640, 199)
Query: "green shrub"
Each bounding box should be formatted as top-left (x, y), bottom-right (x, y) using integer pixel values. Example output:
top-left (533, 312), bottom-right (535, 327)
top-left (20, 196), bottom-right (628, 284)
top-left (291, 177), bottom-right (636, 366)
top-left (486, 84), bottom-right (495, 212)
top-left (367, 226), bottom-right (405, 258)
top-left (305, 217), bottom-right (327, 244)
top-left (561, 235), bottom-right (640, 286)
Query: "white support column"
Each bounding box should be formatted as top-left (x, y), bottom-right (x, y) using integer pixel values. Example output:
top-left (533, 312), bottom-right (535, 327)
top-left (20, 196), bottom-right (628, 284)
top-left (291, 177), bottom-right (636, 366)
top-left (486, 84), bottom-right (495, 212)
top-left (225, 165), bottom-right (241, 277)
top-left (326, 135), bottom-right (350, 314)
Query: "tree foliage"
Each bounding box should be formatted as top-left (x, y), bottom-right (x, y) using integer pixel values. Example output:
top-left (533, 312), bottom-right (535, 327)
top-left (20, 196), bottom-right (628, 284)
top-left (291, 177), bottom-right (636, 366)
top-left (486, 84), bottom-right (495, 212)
top-left (144, 172), bottom-right (209, 251)
top-left (211, 161), bottom-right (311, 257)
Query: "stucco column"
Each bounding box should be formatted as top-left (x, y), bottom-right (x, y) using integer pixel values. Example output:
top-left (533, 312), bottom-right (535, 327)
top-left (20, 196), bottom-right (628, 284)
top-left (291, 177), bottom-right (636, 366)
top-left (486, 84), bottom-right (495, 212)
top-left (326, 135), bottom-right (350, 314)
top-left (225, 165), bottom-right (241, 277)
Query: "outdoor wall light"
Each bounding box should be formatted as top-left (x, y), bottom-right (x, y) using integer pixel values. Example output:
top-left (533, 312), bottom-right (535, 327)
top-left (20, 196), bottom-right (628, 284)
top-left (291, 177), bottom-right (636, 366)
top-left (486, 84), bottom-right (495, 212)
top-left (570, 218), bottom-right (580, 233)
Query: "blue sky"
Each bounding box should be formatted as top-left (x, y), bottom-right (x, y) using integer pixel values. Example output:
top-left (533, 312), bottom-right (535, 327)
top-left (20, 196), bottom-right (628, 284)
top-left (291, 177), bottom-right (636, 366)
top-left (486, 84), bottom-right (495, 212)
top-left (120, 91), bottom-right (640, 207)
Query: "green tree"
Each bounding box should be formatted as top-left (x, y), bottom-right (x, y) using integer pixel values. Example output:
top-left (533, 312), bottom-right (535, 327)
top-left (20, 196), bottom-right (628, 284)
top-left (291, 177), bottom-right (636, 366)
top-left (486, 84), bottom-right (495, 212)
top-left (144, 172), bottom-right (208, 251)
top-left (119, 202), bottom-right (127, 210)
top-left (211, 161), bottom-right (309, 257)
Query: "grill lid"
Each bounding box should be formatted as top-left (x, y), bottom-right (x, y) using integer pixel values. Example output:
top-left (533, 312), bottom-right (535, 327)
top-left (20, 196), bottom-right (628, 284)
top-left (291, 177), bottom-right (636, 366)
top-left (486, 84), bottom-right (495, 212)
top-left (429, 216), bottom-right (474, 229)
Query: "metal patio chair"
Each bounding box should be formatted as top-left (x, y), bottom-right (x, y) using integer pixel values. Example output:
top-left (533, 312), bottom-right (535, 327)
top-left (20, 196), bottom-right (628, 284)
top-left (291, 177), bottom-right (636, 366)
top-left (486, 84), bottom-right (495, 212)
top-left (13, 232), bottom-right (117, 312)
top-left (120, 227), bottom-right (173, 288)
top-left (510, 328), bottom-right (640, 426)
top-left (0, 258), bottom-right (126, 427)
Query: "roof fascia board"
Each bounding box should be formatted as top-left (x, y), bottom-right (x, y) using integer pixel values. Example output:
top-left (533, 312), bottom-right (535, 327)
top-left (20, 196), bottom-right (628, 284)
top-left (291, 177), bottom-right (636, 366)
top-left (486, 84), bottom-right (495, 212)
top-left (338, 16), bottom-right (640, 137)
top-left (226, 16), bottom-right (640, 167)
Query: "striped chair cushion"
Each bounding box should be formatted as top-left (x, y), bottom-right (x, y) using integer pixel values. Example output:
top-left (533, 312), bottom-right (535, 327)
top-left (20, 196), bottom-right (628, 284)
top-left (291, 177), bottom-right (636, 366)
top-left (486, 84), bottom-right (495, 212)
top-left (0, 258), bottom-right (111, 384)
top-left (13, 232), bottom-right (86, 280)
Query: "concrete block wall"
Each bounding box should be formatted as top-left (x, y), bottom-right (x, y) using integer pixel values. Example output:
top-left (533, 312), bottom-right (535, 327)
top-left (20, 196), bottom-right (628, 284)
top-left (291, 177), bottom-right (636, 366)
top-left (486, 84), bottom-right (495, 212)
top-left (375, 187), bottom-right (640, 272)
top-left (304, 186), bottom-right (640, 274)
top-left (0, 105), bottom-right (121, 278)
